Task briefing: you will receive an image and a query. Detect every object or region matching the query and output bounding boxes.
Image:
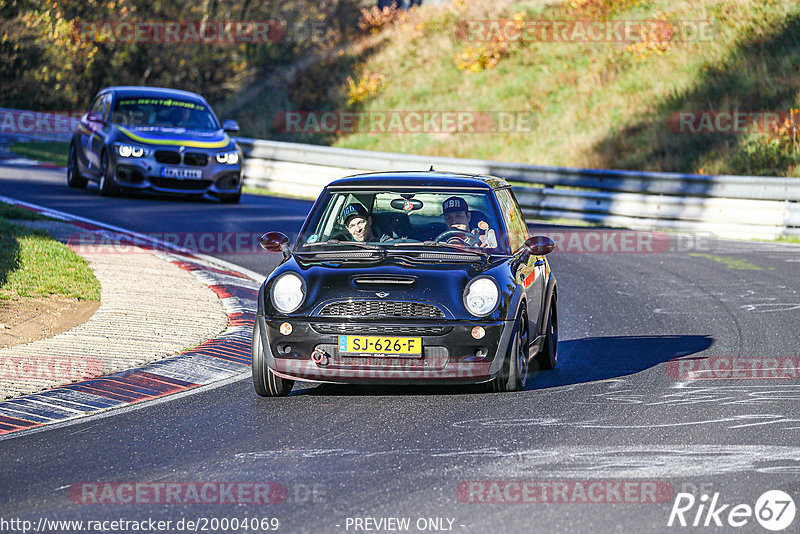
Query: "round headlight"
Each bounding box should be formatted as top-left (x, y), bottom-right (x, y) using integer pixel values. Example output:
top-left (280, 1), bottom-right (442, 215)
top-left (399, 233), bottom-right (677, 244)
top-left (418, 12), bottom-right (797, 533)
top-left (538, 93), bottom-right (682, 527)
top-left (227, 152), bottom-right (239, 165)
top-left (271, 273), bottom-right (305, 314)
top-left (216, 152), bottom-right (228, 163)
top-left (118, 145), bottom-right (132, 157)
top-left (131, 146), bottom-right (144, 157)
top-left (463, 277), bottom-right (499, 317)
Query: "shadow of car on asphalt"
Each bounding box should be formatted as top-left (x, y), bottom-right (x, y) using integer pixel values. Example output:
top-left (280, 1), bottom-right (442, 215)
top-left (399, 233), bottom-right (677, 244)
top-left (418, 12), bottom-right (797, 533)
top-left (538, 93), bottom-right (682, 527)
top-left (287, 334), bottom-right (714, 396)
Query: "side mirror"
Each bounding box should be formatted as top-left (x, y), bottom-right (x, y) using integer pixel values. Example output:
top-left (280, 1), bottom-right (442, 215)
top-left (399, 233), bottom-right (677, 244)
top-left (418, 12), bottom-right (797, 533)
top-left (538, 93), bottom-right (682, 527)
top-left (222, 119), bottom-right (240, 133)
top-left (86, 111), bottom-right (104, 123)
top-left (524, 235), bottom-right (555, 255)
top-left (260, 231), bottom-right (289, 254)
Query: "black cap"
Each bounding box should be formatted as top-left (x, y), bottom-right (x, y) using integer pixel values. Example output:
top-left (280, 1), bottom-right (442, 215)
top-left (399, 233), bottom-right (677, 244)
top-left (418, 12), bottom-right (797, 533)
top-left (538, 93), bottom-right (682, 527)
top-left (342, 203), bottom-right (368, 224)
top-left (442, 196), bottom-right (468, 215)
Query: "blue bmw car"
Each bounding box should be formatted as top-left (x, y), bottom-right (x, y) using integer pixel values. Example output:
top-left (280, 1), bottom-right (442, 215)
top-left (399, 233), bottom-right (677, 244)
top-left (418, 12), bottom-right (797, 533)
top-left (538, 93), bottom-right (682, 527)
top-left (68, 86), bottom-right (243, 202)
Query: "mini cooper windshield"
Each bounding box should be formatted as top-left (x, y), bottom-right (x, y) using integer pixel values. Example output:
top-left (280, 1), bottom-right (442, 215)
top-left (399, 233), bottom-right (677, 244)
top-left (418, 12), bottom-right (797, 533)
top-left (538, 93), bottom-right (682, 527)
top-left (299, 190), bottom-right (510, 254)
top-left (113, 97), bottom-right (220, 131)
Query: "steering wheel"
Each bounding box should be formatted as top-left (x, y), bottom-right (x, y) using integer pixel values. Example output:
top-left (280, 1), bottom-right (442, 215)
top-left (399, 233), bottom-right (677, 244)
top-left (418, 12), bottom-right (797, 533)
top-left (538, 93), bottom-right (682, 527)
top-left (434, 229), bottom-right (482, 246)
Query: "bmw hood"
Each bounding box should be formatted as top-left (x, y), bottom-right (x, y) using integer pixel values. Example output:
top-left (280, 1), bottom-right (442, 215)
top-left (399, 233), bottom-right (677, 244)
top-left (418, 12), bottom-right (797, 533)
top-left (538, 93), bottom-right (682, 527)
top-left (116, 125), bottom-right (233, 149)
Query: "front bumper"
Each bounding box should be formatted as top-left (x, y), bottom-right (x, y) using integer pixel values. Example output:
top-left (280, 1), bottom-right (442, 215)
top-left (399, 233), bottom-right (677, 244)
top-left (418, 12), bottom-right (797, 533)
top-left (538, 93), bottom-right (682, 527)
top-left (110, 150), bottom-right (241, 196)
top-left (255, 315), bottom-right (516, 385)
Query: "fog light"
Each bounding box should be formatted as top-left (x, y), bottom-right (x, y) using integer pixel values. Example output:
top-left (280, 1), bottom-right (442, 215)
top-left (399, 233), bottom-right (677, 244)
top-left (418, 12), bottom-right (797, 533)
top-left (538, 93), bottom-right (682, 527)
top-left (471, 326), bottom-right (485, 339)
top-left (279, 322), bottom-right (292, 335)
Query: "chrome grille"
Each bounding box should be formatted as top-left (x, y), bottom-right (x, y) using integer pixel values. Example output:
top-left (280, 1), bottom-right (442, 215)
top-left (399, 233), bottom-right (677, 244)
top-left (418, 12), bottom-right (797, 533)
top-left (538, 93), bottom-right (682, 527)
top-left (310, 323), bottom-right (451, 335)
top-left (319, 300), bottom-right (445, 318)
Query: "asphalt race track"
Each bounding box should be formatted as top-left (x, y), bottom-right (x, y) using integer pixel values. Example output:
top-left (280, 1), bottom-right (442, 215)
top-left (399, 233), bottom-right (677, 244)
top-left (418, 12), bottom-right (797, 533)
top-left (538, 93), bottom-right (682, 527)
top-left (1, 163), bottom-right (800, 533)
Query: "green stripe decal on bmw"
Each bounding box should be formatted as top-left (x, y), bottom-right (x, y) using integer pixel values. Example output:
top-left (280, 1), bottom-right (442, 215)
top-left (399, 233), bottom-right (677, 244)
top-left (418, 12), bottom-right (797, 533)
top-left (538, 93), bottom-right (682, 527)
top-left (118, 126), bottom-right (230, 148)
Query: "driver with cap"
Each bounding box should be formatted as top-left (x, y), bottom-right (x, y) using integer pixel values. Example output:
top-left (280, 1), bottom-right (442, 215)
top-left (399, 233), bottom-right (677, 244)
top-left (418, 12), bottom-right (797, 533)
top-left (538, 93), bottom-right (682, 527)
top-left (441, 196), bottom-right (497, 248)
top-left (342, 203), bottom-right (392, 242)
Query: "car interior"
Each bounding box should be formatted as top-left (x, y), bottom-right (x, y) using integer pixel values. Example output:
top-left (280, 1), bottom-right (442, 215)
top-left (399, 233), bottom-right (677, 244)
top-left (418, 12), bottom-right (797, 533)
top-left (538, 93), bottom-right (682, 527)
top-left (307, 191), bottom-right (501, 246)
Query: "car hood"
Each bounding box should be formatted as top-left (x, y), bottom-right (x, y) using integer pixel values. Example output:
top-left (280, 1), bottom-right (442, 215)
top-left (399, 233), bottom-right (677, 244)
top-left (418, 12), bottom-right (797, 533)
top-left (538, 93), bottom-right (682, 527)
top-left (115, 125), bottom-right (233, 150)
top-left (269, 256), bottom-right (516, 321)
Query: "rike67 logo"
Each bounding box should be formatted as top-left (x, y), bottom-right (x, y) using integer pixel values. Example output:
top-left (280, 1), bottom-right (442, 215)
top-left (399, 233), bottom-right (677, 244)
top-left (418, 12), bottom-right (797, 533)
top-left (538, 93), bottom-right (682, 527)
top-left (668, 490), bottom-right (795, 531)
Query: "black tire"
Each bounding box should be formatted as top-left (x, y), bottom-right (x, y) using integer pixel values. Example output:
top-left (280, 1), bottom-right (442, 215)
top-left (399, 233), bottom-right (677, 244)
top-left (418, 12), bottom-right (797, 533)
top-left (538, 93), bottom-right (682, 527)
top-left (252, 320), bottom-right (294, 397)
top-left (66, 143), bottom-right (88, 188)
top-left (219, 190), bottom-right (241, 204)
top-left (487, 311), bottom-right (528, 392)
top-left (98, 150), bottom-right (117, 197)
top-left (536, 299), bottom-right (558, 370)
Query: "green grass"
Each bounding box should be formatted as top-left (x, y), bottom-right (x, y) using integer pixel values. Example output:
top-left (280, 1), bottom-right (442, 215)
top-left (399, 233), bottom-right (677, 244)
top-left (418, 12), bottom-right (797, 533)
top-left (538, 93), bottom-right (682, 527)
top-left (0, 202), bottom-right (51, 221)
top-left (226, 0), bottom-right (800, 177)
top-left (9, 141), bottom-right (69, 167)
top-left (689, 252), bottom-right (761, 270)
top-left (242, 186), bottom-right (315, 201)
top-left (776, 234), bottom-right (800, 244)
top-left (0, 214), bottom-right (101, 301)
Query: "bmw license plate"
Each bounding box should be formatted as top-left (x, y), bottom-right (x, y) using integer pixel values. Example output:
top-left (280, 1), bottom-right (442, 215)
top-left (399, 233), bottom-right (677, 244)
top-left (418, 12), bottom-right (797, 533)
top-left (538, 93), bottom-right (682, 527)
top-left (338, 336), bottom-right (422, 358)
top-left (161, 167), bottom-right (203, 179)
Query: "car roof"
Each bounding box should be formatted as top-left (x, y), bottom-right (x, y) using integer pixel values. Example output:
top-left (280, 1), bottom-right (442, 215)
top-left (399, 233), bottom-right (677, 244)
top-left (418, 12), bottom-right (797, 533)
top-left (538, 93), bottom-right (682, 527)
top-left (98, 86), bottom-right (209, 105)
top-left (326, 171), bottom-right (510, 190)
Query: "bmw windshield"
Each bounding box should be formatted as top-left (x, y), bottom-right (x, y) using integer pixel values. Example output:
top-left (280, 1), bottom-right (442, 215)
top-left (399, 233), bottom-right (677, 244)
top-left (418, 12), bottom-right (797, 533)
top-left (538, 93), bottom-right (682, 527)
top-left (112, 97), bottom-right (220, 131)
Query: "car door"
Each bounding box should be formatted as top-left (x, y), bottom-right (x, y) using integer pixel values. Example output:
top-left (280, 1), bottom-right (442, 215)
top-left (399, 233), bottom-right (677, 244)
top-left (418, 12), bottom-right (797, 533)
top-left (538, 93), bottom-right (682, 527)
top-left (496, 188), bottom-right (543, 334)
top-left (87, 93), bottom-right (113, 175)
top-left (77, 94), bottom-right (105, 174)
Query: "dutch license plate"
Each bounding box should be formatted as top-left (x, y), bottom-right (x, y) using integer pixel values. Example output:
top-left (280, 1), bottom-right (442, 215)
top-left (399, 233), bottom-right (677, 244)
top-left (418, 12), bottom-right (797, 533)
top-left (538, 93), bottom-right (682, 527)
top-left (338, 336), bottom-right (422, 358)
top-left (161, 167), bottom-right (203, 179)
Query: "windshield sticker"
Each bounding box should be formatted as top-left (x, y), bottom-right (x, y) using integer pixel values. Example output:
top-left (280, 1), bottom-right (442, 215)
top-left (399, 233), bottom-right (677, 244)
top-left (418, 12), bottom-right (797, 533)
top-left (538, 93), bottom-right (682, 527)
top-left (117, 98), bottom-right (205, 110)
top-left (306, 234), bottom-right (319, 244)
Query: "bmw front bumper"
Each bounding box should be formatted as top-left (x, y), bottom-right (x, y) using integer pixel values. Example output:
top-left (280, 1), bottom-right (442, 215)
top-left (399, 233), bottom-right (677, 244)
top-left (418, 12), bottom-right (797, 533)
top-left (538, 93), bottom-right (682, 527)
top-left (109, 147), bottom-right (241, 197)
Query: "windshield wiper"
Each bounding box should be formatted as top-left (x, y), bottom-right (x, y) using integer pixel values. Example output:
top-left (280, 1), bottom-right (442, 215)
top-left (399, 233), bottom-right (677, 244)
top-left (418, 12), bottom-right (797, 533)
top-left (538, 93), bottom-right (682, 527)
top-left (303, 240), bottom-right (383, 251)
top-left (391, 241), bottom-right (488, 255)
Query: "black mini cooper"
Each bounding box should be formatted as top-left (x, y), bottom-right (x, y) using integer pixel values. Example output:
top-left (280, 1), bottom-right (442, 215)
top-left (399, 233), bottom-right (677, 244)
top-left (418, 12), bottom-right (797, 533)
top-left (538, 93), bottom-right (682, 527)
top-left (252, 171), bottom-right (558, 395)
top-left (67, 86), bottom-right (243, 202)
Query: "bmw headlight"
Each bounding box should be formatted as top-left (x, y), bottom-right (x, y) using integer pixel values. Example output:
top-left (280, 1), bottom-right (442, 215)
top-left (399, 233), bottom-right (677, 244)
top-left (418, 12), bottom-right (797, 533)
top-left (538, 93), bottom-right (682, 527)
top-left (114, 143), bottom-right (148, 158)
top-left (463, 277), bottom-right (499, 317)
top-left (215, 151), bottom-right (239, 165)
top-left (271, 273), bottom-right (305, 314)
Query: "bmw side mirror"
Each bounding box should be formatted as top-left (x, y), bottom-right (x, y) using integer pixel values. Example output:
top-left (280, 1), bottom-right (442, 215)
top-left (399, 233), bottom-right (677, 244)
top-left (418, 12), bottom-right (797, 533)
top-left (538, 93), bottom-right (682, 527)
top-left (525, 235), bottom-right (555, 255)
top-left (86, 111), bottom-right (104, 123)
top-left (222, 119), bottom-right (240, 133)
top-left (260, 232), bottom-right (290, 258)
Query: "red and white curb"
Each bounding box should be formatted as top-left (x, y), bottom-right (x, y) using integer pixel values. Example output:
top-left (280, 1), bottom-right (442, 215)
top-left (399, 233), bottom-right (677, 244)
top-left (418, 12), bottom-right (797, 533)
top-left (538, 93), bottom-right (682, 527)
top-left (0, 195), bottom-right (264, 438)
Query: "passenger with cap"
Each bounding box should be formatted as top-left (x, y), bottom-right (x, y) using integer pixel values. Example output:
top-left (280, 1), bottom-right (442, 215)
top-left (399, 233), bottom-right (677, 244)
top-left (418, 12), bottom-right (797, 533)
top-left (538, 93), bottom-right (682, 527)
top-left (341, 203), bottom-right (392, 242)
top-left (441, 196), bottom-right (497, 248)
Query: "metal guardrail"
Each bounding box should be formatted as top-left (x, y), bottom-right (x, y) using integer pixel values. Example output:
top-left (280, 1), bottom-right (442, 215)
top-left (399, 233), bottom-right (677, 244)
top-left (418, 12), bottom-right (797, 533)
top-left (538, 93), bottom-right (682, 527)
top-left (1, 103), bottom-right (795, 240)
top-left (237, 137), bottom-right (800, 239)
top-left (0, 107), bottom-right (75, 143)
